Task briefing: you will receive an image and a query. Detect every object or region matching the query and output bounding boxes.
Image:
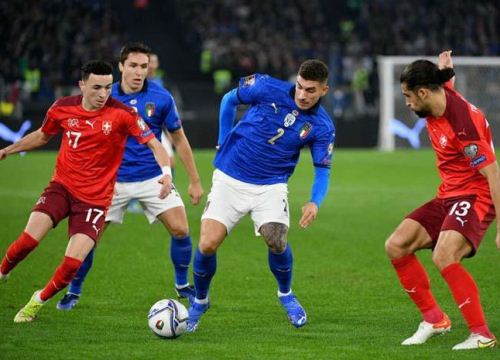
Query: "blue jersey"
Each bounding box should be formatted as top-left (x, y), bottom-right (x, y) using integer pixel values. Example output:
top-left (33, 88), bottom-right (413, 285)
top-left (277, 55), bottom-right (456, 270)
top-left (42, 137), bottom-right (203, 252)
top-left (112, 80), bottom-right (181, 182)
top-left (215, 74), bottom-right (335, 185)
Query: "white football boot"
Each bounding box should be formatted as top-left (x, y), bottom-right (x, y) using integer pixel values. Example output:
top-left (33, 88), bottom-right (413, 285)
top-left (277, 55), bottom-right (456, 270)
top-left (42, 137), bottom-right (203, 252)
top-left (402, 313), bottom-right (451, 345)
top-left (452, 333), bottom-right (497, 350)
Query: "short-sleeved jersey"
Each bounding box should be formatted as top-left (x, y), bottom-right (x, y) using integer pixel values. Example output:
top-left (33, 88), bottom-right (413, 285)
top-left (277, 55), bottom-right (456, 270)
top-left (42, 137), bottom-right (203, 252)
top-left (41, 95), bottom-right (154, 207)
top-left (426, 84), bottom-right (496, 199)
top-left (214, 74), bottom-right (335, 185)
top-left (112, 80), bottom-right (181, 182)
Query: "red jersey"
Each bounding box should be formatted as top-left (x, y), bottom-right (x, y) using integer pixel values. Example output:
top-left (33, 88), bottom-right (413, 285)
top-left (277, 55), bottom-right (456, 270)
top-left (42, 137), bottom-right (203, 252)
top-left (426, 84), bottom-right (496, 200)
top-left (41, 95), bottom-right (155, 207)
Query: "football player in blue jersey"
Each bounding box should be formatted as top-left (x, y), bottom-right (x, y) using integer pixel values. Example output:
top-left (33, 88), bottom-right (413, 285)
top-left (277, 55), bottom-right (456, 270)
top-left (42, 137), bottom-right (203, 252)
top-left (187, 60), bottom-right (335, 332)
top-left (57, 43), bottom-right (204, 310)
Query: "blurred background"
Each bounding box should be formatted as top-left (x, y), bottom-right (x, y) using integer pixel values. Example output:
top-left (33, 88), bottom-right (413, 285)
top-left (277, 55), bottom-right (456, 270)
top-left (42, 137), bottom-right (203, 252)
top-left (1, 0), bottom-right (499, 149)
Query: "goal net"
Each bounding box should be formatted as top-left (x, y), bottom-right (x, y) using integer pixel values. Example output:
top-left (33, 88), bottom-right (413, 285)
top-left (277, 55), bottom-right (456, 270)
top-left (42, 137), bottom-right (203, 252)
top-left (378, 56), bottom-right (500, 151)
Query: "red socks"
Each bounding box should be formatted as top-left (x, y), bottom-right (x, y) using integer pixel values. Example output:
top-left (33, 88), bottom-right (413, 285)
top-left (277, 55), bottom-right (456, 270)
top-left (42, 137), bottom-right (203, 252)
top-left (391, 254), bottom-right (444, 324)
top-left (1, 232), bottom-right (39, 275)
top-left (40, 256), bottom-right (82, 301)
top-left (441, 263), bottom-right (494, 339)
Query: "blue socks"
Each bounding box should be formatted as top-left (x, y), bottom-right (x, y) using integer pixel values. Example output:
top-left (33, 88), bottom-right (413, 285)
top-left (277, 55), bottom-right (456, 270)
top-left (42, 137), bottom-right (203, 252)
top-left (170, 235), bottom-right (192, 286)
top-left (193, 248), bottom-right (216, 300)
top-left (68, 247), bottom-right (95, 295)
top-left (268, 245), bottom-right (293, 294)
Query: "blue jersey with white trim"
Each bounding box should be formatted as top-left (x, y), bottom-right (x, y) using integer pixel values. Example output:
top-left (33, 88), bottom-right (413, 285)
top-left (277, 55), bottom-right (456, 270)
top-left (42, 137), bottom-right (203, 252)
top-left (214, 74), bottom-right (335, 185)
top-left (112, 80), bottom-right (181, 182)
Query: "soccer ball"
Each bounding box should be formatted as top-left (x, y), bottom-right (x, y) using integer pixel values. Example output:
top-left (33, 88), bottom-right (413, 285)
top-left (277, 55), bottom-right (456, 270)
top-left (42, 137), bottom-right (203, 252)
top-left (147, 299), bottom-right (188, 339)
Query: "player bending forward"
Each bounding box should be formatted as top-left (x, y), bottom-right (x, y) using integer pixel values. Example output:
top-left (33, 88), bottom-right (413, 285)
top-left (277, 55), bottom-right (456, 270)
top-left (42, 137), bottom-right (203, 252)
top-left (385, 51), bottom-right (498, 350)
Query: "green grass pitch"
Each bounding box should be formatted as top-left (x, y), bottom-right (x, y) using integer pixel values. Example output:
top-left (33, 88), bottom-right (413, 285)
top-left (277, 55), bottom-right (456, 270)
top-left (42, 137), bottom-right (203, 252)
top-left (0, 149), bottom-right (498, 359)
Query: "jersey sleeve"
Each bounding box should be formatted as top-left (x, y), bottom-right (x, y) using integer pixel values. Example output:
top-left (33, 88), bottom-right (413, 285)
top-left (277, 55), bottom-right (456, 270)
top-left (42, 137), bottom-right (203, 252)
top-left (310, 129), bottom-right (335, 169)
top-left (458, 112), bottom-right (496, 170)
top-left (124, 110), bottom-right (155, 144)
top-left (163, 94), bottom-right (182, 132)
top-left (236, 74), bottom-right (268, 104)
top-left (40, 105), bottom-right (62, 135)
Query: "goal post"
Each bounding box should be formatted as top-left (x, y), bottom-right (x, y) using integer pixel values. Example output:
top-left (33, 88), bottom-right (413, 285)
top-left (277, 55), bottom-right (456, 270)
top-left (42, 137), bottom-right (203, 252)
top-left (378, 56), bottom-right (500, 151)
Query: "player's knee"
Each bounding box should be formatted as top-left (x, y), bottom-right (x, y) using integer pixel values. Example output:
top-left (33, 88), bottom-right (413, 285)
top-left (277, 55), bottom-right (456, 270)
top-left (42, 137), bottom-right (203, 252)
top-left (170, 226), bottom-right (189, 239)
top-left (198, 238), bottom-right (219, 255)
top-left (432, 249), bottom-right (456, 271)
top-left (198, 242), bottom-right (217, 255)
top-left (260, 222), bottom-right (288, 254)
top-left (268, 241), bottom-right (287, 254)
top-left (384, 234), bottom-right (407, 259)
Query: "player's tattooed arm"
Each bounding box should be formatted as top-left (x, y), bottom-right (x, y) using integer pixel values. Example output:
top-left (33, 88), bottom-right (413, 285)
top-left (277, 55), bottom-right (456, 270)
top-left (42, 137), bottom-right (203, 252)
top-left (260, 222), bottom-right (289, 253)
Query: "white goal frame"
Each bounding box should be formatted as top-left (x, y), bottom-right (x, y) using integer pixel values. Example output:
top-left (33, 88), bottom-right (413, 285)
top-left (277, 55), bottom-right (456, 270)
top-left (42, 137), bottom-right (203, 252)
top-left (378, 56), bottom-right (500, 151)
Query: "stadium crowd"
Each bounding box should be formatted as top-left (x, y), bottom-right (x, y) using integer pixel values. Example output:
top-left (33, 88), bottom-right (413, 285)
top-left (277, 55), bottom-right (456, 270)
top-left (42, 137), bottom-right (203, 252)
top-left (1, 0), bottom-right (499, 119)
top-left (0, 0), bottom-right (125, 117)
top-left (177, 0), bottom-right (500, 115)
top-left (176, 0), bottom-right (331, 80)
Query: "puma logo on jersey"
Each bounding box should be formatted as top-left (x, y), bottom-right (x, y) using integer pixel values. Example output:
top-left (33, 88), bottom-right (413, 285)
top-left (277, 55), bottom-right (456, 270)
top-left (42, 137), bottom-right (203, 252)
top-left (404, 287), bottom-right (417, 293)
top-left (86, 120), bottom-right (96, 129)
top-left (456, 217), bottom-right (468, 227)
top-left (270, 103), bottom-right (278, 113)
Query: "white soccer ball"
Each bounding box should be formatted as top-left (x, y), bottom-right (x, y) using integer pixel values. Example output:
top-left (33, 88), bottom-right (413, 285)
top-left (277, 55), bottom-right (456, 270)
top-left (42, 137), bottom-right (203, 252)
top-left (148, 299), bottom-right (188, 339)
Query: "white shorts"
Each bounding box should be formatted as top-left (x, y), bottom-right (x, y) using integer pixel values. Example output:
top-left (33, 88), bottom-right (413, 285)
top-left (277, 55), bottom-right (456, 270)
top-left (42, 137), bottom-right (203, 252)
top-left (201, 169), bottom-right (289, 234)
top-left (106, 174), bottom-right (185, 224)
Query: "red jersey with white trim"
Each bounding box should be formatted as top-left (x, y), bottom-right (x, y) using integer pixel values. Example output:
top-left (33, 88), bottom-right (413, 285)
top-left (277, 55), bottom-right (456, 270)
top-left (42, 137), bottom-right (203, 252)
top-left (41, 95), bottom-right (154, 207)
top-left (426, 84), bottom-right (495, 200)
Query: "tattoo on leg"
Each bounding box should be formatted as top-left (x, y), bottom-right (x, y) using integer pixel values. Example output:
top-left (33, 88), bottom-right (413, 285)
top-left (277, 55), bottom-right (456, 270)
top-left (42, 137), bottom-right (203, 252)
top-left (260, 222), bottom-right (289, 253)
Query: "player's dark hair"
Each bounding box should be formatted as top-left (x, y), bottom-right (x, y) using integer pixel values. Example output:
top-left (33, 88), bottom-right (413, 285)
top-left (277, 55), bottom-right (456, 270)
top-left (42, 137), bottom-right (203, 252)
top-left (298, 59), bottom-right (329, 83)
top-left (120, 42), bottom-right (151, 64)
top-left (81, 60), bottom-right (113, 81)
top-left (400, 60), bottom-right (455, 91)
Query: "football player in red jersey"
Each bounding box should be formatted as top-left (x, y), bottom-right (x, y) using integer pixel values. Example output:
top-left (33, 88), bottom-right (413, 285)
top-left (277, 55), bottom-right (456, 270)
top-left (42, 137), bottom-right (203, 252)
top-left (0, 60), bottom-right (173, 323)
top-left (385, 51), bottom-right (498, 350)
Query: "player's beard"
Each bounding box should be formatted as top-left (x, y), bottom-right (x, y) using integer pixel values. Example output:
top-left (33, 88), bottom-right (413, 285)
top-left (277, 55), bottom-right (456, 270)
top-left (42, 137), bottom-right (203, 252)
top-left (414, 106), bottom-right (432, 118)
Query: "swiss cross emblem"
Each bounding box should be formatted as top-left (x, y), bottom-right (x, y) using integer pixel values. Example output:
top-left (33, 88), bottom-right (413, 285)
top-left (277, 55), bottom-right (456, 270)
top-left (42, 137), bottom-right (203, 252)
top-left (439, 134), bottom-right (447, 148)
top-left (102, 121), bottom-right (112, 135)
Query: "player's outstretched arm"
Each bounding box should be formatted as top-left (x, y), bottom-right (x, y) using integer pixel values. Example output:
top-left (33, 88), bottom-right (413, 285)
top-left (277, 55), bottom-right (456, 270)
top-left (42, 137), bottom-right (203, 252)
top-left (438, 50), bottom-right (455, 87)
top-left (146, 137), bottom-right (173, 199)
top-left (0, 128), bottom-right (53, 161)
top-left (170, 128), bottom-right (204, 205)
top-left (479, 161), bottom-right (500, 251)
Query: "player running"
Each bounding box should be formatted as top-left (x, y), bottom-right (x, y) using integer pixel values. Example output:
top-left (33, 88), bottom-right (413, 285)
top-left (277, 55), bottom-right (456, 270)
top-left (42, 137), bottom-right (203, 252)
top-left (0, 60), bottom-right (172, 322)
top-left (57, 43), bottom-right (203, 311)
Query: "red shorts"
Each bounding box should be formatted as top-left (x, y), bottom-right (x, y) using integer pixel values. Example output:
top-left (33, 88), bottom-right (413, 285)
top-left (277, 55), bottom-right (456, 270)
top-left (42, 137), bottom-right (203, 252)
top-left (32, 181), bottom-right (107, 242)
top-left (406, 195), bottom-right (495, 256)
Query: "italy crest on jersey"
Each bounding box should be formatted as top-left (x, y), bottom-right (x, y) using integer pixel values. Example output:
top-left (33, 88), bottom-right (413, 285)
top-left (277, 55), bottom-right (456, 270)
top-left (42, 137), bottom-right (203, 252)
top-left (284, 113), bottom-right (296, 127)
top-left (299, 122), bottom-right (312, 139)
top-left (145, 102), bottom-right (155, 117)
